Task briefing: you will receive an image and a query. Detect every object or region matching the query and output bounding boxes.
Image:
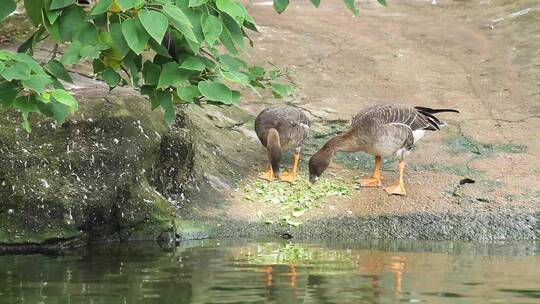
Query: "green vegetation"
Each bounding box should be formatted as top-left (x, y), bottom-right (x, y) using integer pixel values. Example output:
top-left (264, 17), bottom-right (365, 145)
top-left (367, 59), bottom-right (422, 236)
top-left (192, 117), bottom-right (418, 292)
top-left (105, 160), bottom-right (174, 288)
top-left (0, 0), bottom-right (373, 132)
top-left (444, 134), bottom-right (527, 157)
top-left (243, 176), bottom-right (352, 227)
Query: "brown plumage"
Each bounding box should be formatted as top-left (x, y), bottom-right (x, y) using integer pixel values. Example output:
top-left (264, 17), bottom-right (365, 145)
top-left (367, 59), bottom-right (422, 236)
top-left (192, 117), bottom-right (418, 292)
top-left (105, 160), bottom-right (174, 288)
top-left (309, 104), bottom-right (459, 195)
top-left (255, 107), bottom-right (310, 182)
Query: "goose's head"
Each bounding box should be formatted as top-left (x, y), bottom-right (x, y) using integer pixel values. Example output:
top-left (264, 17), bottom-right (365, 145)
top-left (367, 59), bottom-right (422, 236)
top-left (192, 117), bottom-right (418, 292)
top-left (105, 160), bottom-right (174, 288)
top-left (308, 150), bottom-right (331, 183)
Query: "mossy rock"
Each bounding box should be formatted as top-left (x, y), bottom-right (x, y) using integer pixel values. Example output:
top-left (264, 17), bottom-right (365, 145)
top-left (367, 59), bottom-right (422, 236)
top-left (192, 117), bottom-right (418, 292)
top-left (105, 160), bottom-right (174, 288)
top-left (0, 92), bottom-right (176, 245)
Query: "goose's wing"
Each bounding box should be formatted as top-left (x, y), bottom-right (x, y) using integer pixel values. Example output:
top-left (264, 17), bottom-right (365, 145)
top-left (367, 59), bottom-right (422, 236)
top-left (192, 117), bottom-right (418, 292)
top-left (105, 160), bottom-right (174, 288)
top-left (354, 104), bottom-right (441, 131)
top-left (278, 108), bottom-right (310, 147)
top-left (255, 107), bottom-right (309, 148)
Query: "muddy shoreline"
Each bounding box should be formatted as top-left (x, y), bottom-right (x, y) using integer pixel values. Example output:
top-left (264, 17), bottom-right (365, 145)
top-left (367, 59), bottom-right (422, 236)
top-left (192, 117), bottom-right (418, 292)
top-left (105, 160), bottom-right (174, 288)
top-left (3, 211), bottom-right (538, 254)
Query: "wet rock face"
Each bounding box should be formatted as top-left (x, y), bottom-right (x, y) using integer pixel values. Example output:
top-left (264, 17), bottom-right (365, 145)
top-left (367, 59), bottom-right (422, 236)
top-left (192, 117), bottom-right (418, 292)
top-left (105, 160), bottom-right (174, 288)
top-left (0, 92), bottom-right (182, 244)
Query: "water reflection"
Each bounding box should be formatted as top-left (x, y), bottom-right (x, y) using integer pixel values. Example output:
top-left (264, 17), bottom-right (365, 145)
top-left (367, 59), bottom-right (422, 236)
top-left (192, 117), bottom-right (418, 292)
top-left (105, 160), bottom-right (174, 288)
top-left (0, 240), bottom-right (539, 304)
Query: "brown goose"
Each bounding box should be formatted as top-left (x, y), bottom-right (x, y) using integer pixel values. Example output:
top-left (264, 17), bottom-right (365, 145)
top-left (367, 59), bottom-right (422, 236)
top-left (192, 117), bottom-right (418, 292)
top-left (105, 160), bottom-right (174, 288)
top-left (255, 107), bottom-right (310, 182)
top-left (308, 104), bottom-right (459, 195)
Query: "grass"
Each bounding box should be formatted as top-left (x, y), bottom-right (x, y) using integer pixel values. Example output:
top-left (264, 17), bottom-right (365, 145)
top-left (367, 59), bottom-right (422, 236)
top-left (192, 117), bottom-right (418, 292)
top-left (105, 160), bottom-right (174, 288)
top-left (243, 175), bottom-right (352, 227)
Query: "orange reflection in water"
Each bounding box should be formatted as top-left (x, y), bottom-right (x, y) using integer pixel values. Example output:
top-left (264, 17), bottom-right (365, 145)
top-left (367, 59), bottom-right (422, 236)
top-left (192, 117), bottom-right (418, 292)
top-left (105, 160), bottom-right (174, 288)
top-left (359, 254), bottom-right (407, 299)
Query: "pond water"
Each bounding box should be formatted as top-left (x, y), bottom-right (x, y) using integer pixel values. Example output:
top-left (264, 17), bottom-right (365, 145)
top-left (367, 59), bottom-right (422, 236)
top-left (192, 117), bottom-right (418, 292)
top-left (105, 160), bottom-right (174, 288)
top-left (0, 240), bottom-right (539, 304)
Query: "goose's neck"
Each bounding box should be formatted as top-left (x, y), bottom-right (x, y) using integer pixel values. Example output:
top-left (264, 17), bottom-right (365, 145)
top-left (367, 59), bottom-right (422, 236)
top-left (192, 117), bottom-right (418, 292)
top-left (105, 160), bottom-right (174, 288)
top-left (322, 131), bottom-right (355, 155)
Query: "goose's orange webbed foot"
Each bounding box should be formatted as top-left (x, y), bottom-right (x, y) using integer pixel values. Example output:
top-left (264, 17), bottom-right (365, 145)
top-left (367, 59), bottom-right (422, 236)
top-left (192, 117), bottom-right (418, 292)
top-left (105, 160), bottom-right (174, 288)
top-left (384, 160), bottom-right (407, 196)
top-left (259, 166), bottom-right (275, 181)
top-left (384, 183), bottom-right (406, 196)
top-left (357, 176), bottom-right (384, 187)
top-left (280, 151), bottom-right (300, 183)
top-left (357, 155), bottom-right (384, 187)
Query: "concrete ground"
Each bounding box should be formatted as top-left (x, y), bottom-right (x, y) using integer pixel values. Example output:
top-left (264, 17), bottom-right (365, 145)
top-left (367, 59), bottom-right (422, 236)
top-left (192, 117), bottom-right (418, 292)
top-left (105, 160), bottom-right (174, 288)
top-left (222, 0), bottom-right (540, 223)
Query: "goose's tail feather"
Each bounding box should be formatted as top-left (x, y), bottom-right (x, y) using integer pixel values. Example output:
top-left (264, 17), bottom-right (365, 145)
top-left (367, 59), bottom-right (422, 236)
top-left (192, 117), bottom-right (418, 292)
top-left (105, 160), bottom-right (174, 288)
top-left (414, 106), bottom-right (460, 114)
top-left (414, 106), bottom-right (459, 131)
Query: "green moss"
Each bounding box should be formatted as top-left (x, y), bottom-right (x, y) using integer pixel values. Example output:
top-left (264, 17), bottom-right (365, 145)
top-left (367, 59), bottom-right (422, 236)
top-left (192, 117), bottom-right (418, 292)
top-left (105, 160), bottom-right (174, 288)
top-left (444, 135), bottom-right (527, 157)
top-left (0, 210), bottom-right (80, 244)
top-left (174, 219), bottom-right (210, 234)
top-left (409, 162), bottom-right (483, 177)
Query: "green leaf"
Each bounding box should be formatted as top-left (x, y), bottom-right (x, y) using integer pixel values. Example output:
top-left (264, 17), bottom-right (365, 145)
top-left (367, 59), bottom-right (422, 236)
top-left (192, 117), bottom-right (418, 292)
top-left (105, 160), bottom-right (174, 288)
top-left (188, 0), bottom-right (208, 7)
top-left (143, 61), bottom-right (161, 85)
top-left (292, 209), bottom-right (305, 217)
top-left (342, 0), bottom-right (359, 16)
top-left (90, 0), bottom-right (113, 15)
top-left (24, 0), bottom-right (44, 26)
top-left (50, 0), bottom-right (75, 10)
top-left (249, 65), bottom-right (264, 79)
top-left (60, 40), bottom-right (82, 65)
top-left (162, 4), bottom-right (192, 29)
top-left (188, 0), bottom-right (207, 6)
top-left (222, 14), bottom-right (244, 50)
top-left (13, 95), bottom-right (39, 113)
top-left (271, 83), bottom-right (293, 98)
top-left (139, 10), bottom-right (168, 44)
top-left (286, 219), bottom-right (302, 227)
top-left (175, 0), bottom-right (189, 8)
top-left (1, 62), bottom-right (31, 81)
top-left (48, 101), bottom-right (70, 124)
top-left (58, 5), bottom-right (86, 42)
top-left (22, 75), bottom-right (53, 93)
top-left (116, 0), bottom-right (138, 11)
top-left (80, 45), bottom-right (100, 59)
top-left (221, 70), bottom-right (249, 85)
top-left (220, 26), bottom-right (238, 55)
top-left (176, 85), bottom-right (200, 103)
top-left (273, 0), bottom-right (289, 14)
top-left (377, 0), bottom-right (388, 6)
top-left (42, 10), bottom-right (61, 42)
top-left (74, 22), bottom-right (99, 45)
top-left (237, 4), bottom-right (257, 32)
top-left (230, 90), bottom-right (240, 104)
top-left (50, 89), bottom-right (78, 110)
top-left (22, 112), bottom-right (32, 133)
top-left (98, 32), bottom-right (114, 48)
top-left (216, 0), bottom-right (244, 25)
top-left (0, 82), bottom-right (18, 106)
top-left (310, 0), bottom-right (321, 7)
top-left (219, 55), bottom-right (247, 71)
top-left (123, 52), bottom-right (141, 85)
top-left (201, 15), bottom-right (222, 47)
top-left (46, 9), bottom-right (62, 24)
top-left (157, 90), bottom-right (175, 125)
top-left (141, 85), bottom-right (156, 100)
top-left (198, 80), bottom-right (235, 104)
top-left (180, 56), bottom-right (205, 71)
top-left (12, 53), bottom-right (46, 74)
top-left (100, 68), bottom-right (121, 87)
top-left (110, 23), bottom-right (130, 56)
top-left (46, 59), bottom-right (73, 83)
top-left (157, 62), bottom-right (188, 88)
top-left (148, 38), bottom-right (172, 58)
top-left (121, 18), bottom-right (149, 55)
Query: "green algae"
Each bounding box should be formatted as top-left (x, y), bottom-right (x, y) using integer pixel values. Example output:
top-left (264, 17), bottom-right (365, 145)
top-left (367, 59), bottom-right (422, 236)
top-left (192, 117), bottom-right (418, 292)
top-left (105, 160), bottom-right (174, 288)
top-left (444, 135), bottom-right (527, 157)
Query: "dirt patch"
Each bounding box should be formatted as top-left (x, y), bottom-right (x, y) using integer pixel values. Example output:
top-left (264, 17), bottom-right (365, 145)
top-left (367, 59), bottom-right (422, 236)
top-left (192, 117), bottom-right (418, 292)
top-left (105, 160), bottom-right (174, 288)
top-left (217, 0), bottom-right (540, 232)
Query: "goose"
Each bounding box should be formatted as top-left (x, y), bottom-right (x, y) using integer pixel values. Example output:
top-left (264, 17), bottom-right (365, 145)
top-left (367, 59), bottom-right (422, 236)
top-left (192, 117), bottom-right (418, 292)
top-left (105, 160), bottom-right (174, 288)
top-left (308, 104), bottom-right (459, 195)
top-left (255, 107), bottom-right (310, 182)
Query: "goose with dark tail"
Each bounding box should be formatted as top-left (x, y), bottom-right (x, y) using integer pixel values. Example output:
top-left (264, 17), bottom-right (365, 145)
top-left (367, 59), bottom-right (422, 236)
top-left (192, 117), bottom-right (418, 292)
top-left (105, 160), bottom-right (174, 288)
top-left (255, 107), bottom-right (310, 182)
top-left (308, 104), bottom-right (459, 195)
